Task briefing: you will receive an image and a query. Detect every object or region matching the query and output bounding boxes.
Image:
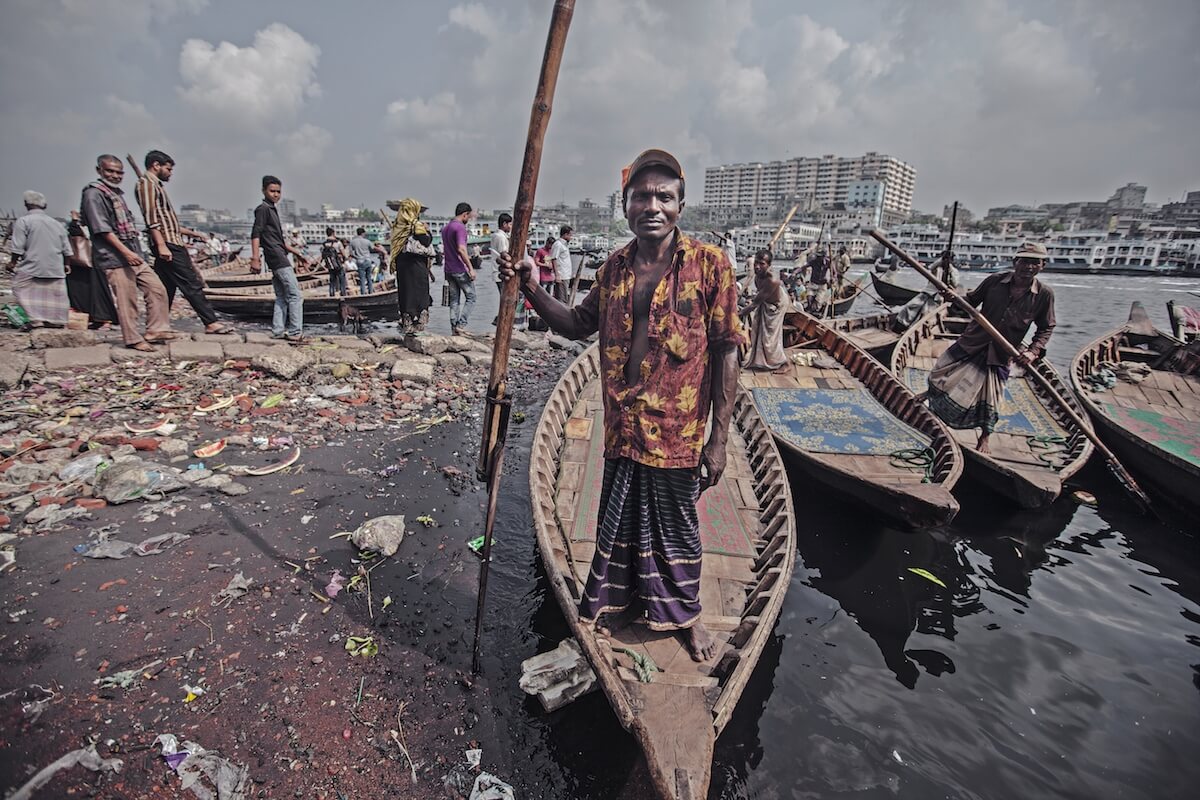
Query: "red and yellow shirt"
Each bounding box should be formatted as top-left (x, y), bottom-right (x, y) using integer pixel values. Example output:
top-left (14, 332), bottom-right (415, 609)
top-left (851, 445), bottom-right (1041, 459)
top-left (568, 231), bottom-right (747, 469)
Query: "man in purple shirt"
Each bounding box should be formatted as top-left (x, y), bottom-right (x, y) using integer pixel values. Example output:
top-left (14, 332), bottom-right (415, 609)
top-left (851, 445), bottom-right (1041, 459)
top-left (442, 202), bottom-right (476, 335)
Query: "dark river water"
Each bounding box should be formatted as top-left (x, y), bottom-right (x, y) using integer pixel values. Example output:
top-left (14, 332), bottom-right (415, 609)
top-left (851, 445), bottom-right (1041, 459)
top-left (438, 268), bottom-right (1200, 799)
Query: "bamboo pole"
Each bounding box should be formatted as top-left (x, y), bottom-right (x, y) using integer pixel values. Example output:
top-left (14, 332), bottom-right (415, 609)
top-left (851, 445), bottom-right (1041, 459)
top-left (869, 229), bottom-right (1155, 512)
top-left (125, 154), bottom-right (144, 180)
top-left (768, 205), bottom-right (799, 250)
top-left (472, 0), bottom-right (576, 675)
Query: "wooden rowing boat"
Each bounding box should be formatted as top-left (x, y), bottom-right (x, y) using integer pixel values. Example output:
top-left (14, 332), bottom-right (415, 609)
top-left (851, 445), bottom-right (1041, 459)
top-left (870, 271), bottom-right (921, 306)
top-left (203, 277), bottom-right (399, 323)
top-left (826, 310), bottom-right (901, 360)
top-left (530, 344), bottom-right (796, 800)
top-left (750, 310), bottom-right (962, 527)
top-left (1070, 301), bottom-right (1200, 511)
top-left (891, 303), bottom-right (1094, 507)
top-left (828, 280), bottom-right (862, 316)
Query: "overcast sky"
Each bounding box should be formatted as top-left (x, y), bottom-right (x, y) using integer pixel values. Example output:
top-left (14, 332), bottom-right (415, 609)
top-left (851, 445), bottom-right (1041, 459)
top-left (2, 0), bottom-right (1197, 220)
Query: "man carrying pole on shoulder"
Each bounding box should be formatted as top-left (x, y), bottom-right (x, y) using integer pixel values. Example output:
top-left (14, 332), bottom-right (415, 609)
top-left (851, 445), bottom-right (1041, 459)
top-left (499, 148), bottom-right (748, 661)
top-left (135, 150), bottom-right (233, 335)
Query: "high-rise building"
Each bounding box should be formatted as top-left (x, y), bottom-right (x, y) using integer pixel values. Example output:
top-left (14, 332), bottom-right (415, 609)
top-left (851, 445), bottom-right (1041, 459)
top-left (1107, 183), bottom-right (1147, 211)
top-left (703, 152), bottom-right (916, 222)
top-left (278, 198), bottom-right (298, 223)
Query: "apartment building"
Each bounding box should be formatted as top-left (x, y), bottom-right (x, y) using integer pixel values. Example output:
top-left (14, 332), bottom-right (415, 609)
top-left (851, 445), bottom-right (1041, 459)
top-left (703, 152), bottom-right (916, 221)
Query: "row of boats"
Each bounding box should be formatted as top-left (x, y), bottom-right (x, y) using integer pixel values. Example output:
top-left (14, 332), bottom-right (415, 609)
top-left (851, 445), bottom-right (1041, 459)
top-left (529, 295), bottom-right (1198, 799)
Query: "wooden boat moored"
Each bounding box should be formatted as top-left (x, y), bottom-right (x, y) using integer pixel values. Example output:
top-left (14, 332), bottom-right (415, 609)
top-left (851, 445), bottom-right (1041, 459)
top-left (825, 310), bottom-right (902, 360)
top-left (748, 310), bottom-right (962, 527)
top-left (870, 271), bottom-right (921, 306)
top-left (1070, 302), bottom-right (1200, 511)
top-left (203, 278), bottom-right (399, 323)
top-left (891, 303), bottom-right (1095, 508)
top-left (530, 345), bottom-right (797, 800)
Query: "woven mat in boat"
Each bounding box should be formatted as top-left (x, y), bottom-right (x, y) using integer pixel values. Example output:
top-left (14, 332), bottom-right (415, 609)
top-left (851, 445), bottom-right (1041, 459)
top-left (903, 367), bottom-right (1064, 438)
top-left (1103, 404), bottom-right (1200, 466)
top-left (568, 414), bottom-right (757, 558)
top-left (751, 387), bottom-right (929, 455)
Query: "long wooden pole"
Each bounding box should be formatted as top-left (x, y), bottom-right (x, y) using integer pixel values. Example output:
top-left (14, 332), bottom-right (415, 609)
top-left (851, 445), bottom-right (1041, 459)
top-left (472, 0), bottom-right (575, 675)
top-left (869, 229), bottom-right (1154, 512)
top-left (768, 205), bottom-right (799, 251)
top-left (125, 154), bottom-right (144, 180)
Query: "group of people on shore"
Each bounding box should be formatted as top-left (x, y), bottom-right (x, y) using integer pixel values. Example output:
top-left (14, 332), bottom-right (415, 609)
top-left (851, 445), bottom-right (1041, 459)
top-left (7, 152), bottom-right (236, 350)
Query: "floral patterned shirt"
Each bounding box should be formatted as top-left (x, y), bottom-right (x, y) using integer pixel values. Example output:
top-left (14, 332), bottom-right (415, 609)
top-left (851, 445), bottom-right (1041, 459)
top-left (567, 231), bottom-right (748, 469)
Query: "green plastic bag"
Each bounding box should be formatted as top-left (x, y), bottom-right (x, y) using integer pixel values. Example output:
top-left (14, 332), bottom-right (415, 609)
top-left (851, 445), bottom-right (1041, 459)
top-left (2, 304), bottom-right (30, 328)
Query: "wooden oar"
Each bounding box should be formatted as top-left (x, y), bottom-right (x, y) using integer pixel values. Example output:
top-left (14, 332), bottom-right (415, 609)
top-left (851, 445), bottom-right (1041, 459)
top-left (566, 251), bottom-right (590, 307)
top-left (869, 229), bottom-right (1155, 513)
top-left (472, 0), bottom-right (575, 675)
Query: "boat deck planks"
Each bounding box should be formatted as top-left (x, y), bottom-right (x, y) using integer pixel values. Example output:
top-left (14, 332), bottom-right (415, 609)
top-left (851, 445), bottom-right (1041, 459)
top-left (893, 303), bottom-right (1095, 508)
top-left (531, 345), bottom-right (797, 800)
top-left (748, 310), bottom-right (963, 527)
top-left (1070, 302), bottom-right (1200, 510)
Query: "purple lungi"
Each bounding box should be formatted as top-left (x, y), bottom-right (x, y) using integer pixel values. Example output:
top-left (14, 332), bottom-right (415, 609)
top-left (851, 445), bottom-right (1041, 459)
top-left (578, 457), bottom-right (703, 631)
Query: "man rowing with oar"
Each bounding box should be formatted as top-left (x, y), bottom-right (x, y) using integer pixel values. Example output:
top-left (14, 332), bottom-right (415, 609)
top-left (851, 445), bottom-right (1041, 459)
top-left (499, 148), bottom-right (747, 661)
top-left (926, 241), bottom-right (1057, 453)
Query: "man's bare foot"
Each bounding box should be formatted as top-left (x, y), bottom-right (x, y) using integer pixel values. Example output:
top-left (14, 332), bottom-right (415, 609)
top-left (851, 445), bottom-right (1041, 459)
top-left (596, 607), bottom-right (640, 636)
top-left (976, 433), bottom-right (991, 453)
top-left (684, 622), bottom-right (719, 662)
top-left (127, 342), bottom-right (157, 353)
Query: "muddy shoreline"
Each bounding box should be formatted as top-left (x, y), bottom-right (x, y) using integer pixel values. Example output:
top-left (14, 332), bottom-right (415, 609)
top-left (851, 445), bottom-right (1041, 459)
top-left (0, 319), bottom-right (590, 799)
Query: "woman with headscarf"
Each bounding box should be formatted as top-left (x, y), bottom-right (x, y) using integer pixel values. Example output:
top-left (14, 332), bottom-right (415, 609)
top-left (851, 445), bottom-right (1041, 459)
top-left (389, 198), bottom-right (435, 334)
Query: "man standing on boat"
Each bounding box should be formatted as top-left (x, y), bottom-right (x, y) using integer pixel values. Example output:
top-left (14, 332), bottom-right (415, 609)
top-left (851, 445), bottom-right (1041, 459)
top-left (251, 175), bottom-right (311, 341)
top-left (926, 241), bottom-right (1056, 453)
top-left (134, 150), bottom-right (232, 335)
top-left (500, 148), bottom-right (747, 662)
top-left (742, 249), bottom-right (790, 373)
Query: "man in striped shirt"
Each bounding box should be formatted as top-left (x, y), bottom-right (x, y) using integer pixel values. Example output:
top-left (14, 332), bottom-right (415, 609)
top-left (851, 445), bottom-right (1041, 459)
top-left (135, 150), bottom-right (232, 334)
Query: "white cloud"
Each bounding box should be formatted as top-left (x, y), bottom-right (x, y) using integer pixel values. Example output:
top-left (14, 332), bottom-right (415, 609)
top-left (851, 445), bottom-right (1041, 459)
top-left (276, 123), bottom-right (332, 169)
top-left (447, 3), bottom-right (499, 40)
top-left (178, 23), bottom-right (321, 132)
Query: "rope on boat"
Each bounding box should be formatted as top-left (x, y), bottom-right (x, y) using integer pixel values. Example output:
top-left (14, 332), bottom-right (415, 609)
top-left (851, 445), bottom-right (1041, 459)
top-left (889, 446), bottom-right (935, 483)
top-left (1025, 434), bottom-right (1069, 466)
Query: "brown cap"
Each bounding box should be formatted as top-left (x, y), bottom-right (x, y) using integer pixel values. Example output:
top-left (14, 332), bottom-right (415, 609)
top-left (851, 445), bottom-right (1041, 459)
top-left (1015, 241), bottom-right (1049, 260)
top-left (621, 148), bottom-right (685, 191)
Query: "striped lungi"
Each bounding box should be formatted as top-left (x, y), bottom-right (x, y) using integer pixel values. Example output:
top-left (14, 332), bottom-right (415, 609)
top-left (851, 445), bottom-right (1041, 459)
top-left (927, 342), bottom-right (1009, 433)
top-left (12, 272), bottom-right (69, 325)
top-left (578, 458), bottom-right (703, 631)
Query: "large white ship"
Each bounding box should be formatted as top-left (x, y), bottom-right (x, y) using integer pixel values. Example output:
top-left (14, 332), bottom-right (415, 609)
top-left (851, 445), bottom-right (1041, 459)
top-left (887, 224), bottom-right (1196, 274)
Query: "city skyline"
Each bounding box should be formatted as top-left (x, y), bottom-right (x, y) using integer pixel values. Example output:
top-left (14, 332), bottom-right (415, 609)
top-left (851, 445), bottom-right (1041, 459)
top-left (2, 1), bottom-right (1197, 219)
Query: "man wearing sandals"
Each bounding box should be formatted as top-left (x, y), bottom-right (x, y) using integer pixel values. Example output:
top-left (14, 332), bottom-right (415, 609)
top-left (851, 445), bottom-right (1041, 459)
top-left (134, 150), bottom-right (233, 335)
top-left (80, 154), bottom-right (173, 352)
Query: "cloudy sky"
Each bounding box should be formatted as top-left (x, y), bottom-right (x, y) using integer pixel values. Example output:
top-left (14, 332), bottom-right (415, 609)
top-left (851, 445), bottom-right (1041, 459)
top-left (2, 0), bottom-right (1197, 220)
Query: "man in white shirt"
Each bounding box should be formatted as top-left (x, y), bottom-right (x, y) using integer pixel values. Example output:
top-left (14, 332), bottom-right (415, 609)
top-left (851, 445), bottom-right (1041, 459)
top-left (489, 213), bottom-right (524, 328)
top-left (549, 224), bottom-right (573, 302)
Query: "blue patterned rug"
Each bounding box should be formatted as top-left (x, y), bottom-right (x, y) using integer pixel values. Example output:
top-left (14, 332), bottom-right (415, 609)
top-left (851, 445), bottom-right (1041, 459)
top-left (751, 387), bottom-right (930, 455)
top-left (903, 367), bottom-right (1064, 437)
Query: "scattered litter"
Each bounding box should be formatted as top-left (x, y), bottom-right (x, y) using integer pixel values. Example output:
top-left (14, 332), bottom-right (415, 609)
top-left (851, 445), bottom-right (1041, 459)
top-left (80, 535), bottom-right (136, 560)
top-left (228, 446), bottom-right (301, 476)
top-left (155, 733), bottom-right (250, 800)
top-left (519, 638), bottom-right (598, 711)
top-left (96, 659), bottom-right (163, 690)
top-left (382, 595), bottom-right (393, 610)
top-left (94, 457), bottom-right (186, 504)
top-left (133, 532), bottom-right (190, 556)
top-left (1072, 490), bottom-right (1097, 506)
top-left (905, 567), bottom-right (946, 588)
top-left (58, 452), bottom-right (110, 482)
top-left (260, 393), bottom-right (285, 409)
top-left (470, 772), bottom-right (515, 800)
top-left (123, 416), bottom-right (173, 435)
top-left (467, 535), bottom-right (488, 556)
top-left (183, 683), bottom-right (205, 703)
top-left (0, 683), bottom-right (57, 722)
top-left (193, 440), bottom-right (227, 458)
top-left (465, 749), bottom-right (482, 769)
top-left (301, 514), bottom-right (315, 524)
top-left (9, 744), bottom-right (122, 800)
top-left (325, 569), bottom-right (346, 598)
top-left (349, 514), bottom-right (406, 557)
top-left (212, 572), bottom-right (253, 607)
top-left (415, 514), bottom-right (436, 527)
top-left (345, 635), bottom-right (378, 657)
top-left (892, 749), bottom-right (904, 765)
